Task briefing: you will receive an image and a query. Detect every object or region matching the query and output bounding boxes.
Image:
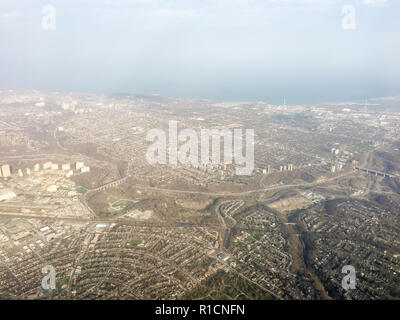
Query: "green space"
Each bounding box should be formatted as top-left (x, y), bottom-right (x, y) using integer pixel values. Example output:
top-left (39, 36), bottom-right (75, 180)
top-left (112, 200), bottom-right (135, 210)
top-left (56, 277), bottom-right (69, 291)
top-left (183, 270), bottom-right (275, 300)
top-left (252, 232), bottom-right (263, 241)
top-left (129, 239), bottom-right (141, 247)
top-left (345, 143), bottom-right (370, 154)
top-left (232, 240), bottom-right (246, 248)
top-left (76, 186), bottom-right (87, 194)
top-left (200, 257), bottom-right (213, 268)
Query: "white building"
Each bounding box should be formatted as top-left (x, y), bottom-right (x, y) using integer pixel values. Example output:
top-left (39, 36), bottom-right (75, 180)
top-left (43, 162), bottom-right (52, 170)
top-left (34, 163), bottom-right (40, 171)
top-left (1, 165), bottom-right (11, 178)
top-left (45, 233), bottom-right (56, 241)
top-left (66, 170), bottom-right (73, 178)
top-left (76, 162), bottom-right (84, 170)
top-left (47, 185), bottom-right (58, 192)
top-left (81, 166), bottom-right (90, 173)
top-left (68, 191), bottom-right (77, 197)
top-left (0, 189), bottom-right (16, 201)
top-left (51, 163), bottom-right (59, 171)
top-left (62, 163), bottom-right (71, 171)
top-left (26, 168), bottom-right (31, 175)
top-left (17, 169), bottom-right (23, 177)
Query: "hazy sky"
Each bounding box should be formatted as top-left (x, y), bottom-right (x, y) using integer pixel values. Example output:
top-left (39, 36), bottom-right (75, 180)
top-left (1, 0), bottom-right (400, 104)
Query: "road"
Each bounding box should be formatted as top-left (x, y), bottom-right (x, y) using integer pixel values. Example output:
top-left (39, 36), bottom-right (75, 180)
top-left (101, 171), bottom-right (356, 197)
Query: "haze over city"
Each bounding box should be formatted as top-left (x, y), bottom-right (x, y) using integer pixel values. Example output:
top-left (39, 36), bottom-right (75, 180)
top-left (1, 0), bottom-right (400, 104)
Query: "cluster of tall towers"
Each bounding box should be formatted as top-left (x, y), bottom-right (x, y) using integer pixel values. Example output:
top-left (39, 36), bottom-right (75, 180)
top-left (0, 161), bottom-right (90, 179)
top-left (280, 164), bottom-right (294, 172)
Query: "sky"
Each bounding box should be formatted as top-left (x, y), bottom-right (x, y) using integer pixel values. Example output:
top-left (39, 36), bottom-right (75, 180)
top-left (1, 0), bottom-right (400, 104)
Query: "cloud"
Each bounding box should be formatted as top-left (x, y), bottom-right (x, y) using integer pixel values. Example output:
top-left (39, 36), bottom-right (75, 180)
top-left (149, 8), bottom-right (197, 17)
top-left (0, 11), bottom-right (21, 19)
top-left (361, 0), bottom-right (388, 5)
